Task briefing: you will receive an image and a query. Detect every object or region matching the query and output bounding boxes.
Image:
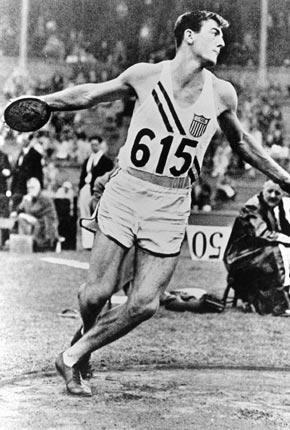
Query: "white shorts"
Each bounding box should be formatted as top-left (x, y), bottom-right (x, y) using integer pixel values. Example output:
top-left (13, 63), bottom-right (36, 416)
top-left (97, 169), bottom-right (191, 256)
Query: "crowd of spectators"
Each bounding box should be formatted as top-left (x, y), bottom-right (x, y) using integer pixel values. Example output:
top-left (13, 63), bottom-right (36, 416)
top-left (1, 1), bottom-right (290, 68)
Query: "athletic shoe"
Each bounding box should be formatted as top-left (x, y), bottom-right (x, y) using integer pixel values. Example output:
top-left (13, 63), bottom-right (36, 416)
top-left (76, 355), bottom-right (93, 379)
top-left (55, 352), bottom-right (92, 397)
top-left (70, 327), bottom-right (93, 379)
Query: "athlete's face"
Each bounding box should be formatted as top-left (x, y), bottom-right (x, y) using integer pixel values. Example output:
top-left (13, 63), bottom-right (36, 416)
top-left (262, 181), bottom-right (283, 208)
top-left (191, 19), bottom-right (225, 66)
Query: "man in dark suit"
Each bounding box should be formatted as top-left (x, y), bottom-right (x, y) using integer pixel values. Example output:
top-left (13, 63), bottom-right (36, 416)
top-left (78, 135), bottom-right (114, 249)
top-left (224, 180), bottom-right (290, 315)
top-left (11, 133), bottom-right (44, 209)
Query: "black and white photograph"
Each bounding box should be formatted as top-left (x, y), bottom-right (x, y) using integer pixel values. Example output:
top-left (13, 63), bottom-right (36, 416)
top-left (1, 0), bottom-right (290, 428)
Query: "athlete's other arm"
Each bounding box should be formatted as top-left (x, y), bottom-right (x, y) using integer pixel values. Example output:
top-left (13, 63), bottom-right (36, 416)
top-left (217, 81), bottom-right (290, 193)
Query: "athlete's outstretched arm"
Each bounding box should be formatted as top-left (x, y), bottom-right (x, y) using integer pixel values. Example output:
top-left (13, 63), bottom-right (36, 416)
top-left (40, 70), bottom-right (135, 112)
top-left (217, 83), bottom-right (290, 193)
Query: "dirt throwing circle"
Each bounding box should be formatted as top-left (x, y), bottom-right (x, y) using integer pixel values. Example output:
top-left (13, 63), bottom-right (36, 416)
top-left (1, 367), bottom-right (290, 429)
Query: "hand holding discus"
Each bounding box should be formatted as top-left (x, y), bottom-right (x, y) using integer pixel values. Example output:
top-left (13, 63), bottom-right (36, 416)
top-left (3, 96), bottom-right (51, 132)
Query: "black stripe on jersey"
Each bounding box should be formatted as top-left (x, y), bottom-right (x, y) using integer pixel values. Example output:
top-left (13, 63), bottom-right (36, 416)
top-left (157, 82), bottom-right (186, 135)
top-left (188, 169), bottom-right (196, 183)
top-left (193, 156), bottom-right (201, 176)
top-left (152, 89), bottom-right (174, 133)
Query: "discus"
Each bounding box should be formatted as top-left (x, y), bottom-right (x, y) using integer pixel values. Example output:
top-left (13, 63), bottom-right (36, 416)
top-left (4, 96), bottom-right (51, 132)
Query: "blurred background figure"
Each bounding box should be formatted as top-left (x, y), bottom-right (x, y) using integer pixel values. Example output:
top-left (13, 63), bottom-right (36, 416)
top-left (11, 133), bottom-right (44, 210)
top-left (211, 135), bottom-right (232, 178)
top-left (78, 135), bottom-right (114, 249)
top-left (191, 176), bottom-right (212, 212)
top-left (43, 161), bottom-right (60, 194)
top-left (3, 68), bottom-right (33, 101)
top-left (0, 146), bottom-right (11, 217)
top-left (55, 180), bottom-right (74, 216)
top-left (54, 180), bottom-right (77, 250)
top-left (10, 177), bottom-right (58, 252)
top-left (214, 173), bottom-right (237, 209)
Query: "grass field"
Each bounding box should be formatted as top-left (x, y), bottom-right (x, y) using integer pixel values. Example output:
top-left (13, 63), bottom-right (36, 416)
top-left (1, 242), bottom-right (290, 429)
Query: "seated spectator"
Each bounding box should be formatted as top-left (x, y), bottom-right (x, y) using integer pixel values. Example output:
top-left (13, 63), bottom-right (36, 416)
top-left (224, 180), bottom-right (290, 316)
top-left (11, 177), bottom-right (59, 252)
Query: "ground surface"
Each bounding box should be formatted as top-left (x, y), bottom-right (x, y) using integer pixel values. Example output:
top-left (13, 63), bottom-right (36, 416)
top-left (1, 243), bottom-right (290, 429)
top-left (1, 368), bottom-right (290, 430)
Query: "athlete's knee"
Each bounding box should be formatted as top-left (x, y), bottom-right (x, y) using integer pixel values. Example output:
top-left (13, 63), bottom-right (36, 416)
top-left (127, 296), bottom-right (159, 322)
top-left (78, 281), bottom-right (111, 309)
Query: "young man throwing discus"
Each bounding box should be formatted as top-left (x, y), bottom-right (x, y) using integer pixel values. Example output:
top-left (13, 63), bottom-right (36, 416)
top-left (19, 10), bottom-right (290, 396)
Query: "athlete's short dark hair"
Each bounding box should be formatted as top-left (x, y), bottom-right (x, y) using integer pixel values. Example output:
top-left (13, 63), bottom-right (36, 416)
top-left (174, 10), bottom-right (229, 48)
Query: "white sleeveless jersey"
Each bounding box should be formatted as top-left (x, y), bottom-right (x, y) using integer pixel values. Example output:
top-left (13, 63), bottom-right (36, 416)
top-left (118, 61), bottom-right (219, 181)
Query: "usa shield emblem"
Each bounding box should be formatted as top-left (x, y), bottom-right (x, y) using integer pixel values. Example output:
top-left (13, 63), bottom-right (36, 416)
top-left (189, 114), bottom-right (210, 138)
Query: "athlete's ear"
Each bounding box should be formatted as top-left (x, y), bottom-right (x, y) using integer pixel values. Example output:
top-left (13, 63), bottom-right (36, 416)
top-left (184, 29), bottom-right (195, 45)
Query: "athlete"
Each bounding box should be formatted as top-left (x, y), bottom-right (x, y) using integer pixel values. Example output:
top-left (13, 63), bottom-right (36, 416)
top-left (38, 10), bottom-right (290, 396)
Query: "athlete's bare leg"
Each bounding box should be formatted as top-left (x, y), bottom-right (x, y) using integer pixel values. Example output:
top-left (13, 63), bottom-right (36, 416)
top-left (55, 229), bottom-right (130, 394)
top-left (61, 239), bottom-right (179, 368)
top-left (80, 231), bottom-right (130, 329)
top-left (69, 229), bottom-right (129, 373)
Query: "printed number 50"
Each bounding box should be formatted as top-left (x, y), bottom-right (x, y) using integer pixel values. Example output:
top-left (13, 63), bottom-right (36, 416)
top-left (191, 231), bottom-right (223, 259)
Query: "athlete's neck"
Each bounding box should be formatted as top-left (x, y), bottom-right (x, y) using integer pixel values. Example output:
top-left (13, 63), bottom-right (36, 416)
top-left (170, 54), bottom-right (204, 89)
